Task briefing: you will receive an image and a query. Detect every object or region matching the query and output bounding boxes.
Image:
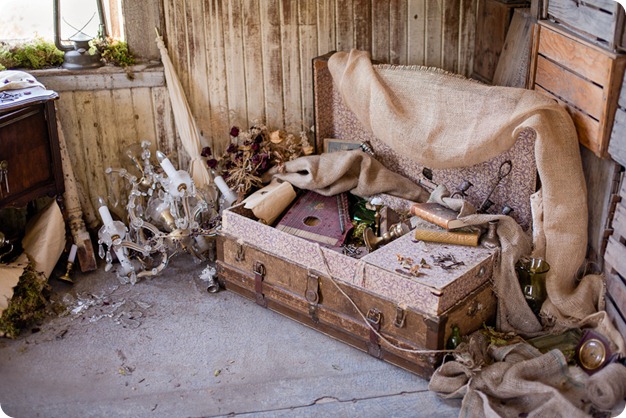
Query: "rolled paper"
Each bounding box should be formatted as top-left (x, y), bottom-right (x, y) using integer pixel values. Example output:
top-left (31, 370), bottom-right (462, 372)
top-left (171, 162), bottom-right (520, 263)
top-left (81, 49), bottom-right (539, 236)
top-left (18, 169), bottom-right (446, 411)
top-left (68, 244), bottom-right (77, 263)
top-left (214, 175), bottom-right (238, 206)
top-left (244, 180), bottom-right (297, 225)
top-left (156, 150), bottom-right (178, 179)
top-left (97, 198), bottom-right (114, 227)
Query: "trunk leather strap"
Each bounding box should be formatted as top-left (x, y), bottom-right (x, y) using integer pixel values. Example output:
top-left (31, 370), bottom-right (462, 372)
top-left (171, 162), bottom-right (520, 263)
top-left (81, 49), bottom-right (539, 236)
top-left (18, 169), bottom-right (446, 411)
top-left (366, 308), bottom-right (383, 359)
top-left (254, 261), bottom-right (267, 308)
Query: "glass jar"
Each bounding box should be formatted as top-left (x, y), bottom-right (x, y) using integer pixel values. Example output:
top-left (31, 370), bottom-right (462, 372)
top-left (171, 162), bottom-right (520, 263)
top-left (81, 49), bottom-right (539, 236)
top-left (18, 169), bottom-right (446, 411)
top-left (516, 258), bottom-right (551, 316)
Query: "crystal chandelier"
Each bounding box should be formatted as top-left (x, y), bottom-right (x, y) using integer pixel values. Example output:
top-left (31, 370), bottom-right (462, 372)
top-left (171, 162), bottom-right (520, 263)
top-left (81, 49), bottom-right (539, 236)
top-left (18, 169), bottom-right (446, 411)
top-left (97, 141), bottom-right (221, 285)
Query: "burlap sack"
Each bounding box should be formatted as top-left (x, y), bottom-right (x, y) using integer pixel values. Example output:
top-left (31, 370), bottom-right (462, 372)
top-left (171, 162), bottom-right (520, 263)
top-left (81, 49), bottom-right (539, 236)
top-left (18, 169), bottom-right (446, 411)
top-left (429, 341), bottom-right (592, 418)
top-left (327, 50), bottom-right (621, 350)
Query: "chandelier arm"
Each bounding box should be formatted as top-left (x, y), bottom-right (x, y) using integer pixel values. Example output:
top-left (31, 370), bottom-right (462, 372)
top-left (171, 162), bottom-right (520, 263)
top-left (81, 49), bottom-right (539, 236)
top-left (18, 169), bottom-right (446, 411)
top-left (117, 240), bottom-right (148, 254)
top-left (136, 250), bottom-right (169, 279)
top-left (106, 167), bottom-right (138, 183)
top-left (181, 194), bottom-right (192, 229)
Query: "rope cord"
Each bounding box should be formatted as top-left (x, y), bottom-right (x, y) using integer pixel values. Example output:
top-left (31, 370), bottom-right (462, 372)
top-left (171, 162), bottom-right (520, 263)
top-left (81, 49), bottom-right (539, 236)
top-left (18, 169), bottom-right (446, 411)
top-left (315, 245), bottom-right (455, 356)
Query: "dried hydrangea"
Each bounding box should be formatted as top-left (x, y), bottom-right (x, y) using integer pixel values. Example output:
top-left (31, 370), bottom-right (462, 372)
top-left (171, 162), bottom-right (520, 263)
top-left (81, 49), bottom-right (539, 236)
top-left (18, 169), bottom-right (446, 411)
top-left (203, 122), bottom-right (313, 197)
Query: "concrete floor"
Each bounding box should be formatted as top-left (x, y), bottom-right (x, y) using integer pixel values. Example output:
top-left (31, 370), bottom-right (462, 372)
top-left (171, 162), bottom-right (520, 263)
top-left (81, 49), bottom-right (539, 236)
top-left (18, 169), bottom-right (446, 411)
top-left (0, 254), bottom-right (461, 418)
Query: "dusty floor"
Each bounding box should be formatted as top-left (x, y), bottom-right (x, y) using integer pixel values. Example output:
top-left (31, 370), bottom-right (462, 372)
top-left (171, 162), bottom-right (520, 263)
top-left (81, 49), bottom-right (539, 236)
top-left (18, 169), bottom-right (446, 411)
top-left (0, 254), bottom-right (461, 417)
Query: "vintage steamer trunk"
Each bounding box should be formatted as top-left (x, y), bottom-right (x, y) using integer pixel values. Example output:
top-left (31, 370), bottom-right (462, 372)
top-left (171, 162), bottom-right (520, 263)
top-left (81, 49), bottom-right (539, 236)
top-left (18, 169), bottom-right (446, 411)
top-left (216, 55), bottom-right (539, 378)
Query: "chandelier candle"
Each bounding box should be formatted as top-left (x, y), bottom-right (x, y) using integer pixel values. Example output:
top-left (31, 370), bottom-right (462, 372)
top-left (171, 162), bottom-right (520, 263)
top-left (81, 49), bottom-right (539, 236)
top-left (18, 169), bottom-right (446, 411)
top-left (156, 151), bottom-right (192, 198)
top-left (213, 173), bottom-right (238, 207)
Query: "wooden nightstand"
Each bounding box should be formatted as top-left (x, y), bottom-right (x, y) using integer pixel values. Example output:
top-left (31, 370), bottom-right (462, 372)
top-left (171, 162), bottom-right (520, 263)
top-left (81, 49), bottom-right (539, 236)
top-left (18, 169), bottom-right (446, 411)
top-left (0, 95), bottom-right (64, 209)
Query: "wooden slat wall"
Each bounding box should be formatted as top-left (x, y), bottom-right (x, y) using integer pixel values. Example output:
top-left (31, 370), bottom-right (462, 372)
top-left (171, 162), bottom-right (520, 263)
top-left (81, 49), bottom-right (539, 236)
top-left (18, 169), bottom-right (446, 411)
top-left (32, 0), bottom-right (479, 227)
top-left (162, 0), bottom-right (480, 154)
top-left (36, 68), bottom-right (180, 228)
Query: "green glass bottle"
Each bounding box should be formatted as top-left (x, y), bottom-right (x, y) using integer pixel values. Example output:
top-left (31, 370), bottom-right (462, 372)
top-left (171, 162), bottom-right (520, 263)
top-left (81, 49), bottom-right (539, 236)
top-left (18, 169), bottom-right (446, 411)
top-left (446, 325), bottom-right (462, 350)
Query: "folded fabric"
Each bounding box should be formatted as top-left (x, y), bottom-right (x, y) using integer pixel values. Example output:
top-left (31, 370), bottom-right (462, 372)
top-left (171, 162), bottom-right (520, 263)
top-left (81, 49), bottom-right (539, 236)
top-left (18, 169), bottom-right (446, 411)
top-left (263, 150), bottom-right (428, 202)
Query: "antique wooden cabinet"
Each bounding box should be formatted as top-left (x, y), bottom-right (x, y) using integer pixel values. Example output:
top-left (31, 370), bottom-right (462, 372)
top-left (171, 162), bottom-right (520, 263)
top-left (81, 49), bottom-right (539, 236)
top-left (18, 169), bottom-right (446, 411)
top-left (0, 96), bottom-right (64, 209)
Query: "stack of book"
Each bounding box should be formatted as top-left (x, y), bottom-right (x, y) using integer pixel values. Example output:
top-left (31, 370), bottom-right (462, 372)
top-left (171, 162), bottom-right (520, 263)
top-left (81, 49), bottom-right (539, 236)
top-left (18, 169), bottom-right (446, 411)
top-left (409, 202), bottom-right (481, 247)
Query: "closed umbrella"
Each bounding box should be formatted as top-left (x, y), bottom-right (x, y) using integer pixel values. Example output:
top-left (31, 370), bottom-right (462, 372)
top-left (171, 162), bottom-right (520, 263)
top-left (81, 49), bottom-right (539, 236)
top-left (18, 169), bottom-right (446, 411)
top-left (154, 28), bottom-right (213, 190)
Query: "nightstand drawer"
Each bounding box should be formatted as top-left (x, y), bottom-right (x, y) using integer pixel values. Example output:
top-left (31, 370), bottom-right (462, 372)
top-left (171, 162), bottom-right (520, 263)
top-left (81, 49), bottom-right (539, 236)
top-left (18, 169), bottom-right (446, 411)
top-left (0, 100), bottom-right (64, 208)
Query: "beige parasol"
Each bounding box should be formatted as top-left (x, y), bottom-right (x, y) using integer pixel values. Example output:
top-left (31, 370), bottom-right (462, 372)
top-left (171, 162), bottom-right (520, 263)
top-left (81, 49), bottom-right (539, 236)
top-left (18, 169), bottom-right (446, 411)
top-left (155, 29), bottom-right (213, 190)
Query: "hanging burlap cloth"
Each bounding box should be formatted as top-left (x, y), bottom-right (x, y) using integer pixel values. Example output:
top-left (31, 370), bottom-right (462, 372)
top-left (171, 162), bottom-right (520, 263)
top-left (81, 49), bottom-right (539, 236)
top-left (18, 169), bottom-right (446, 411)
top-left (322, 50), bottom-right (625, 416)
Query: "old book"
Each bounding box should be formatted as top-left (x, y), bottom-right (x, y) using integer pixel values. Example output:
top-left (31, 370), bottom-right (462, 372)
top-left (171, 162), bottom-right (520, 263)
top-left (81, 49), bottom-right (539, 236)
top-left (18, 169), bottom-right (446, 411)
top-left (411, 217), bottom-right (481, 247)
top-left (409, 202), bottom-right (469, 229)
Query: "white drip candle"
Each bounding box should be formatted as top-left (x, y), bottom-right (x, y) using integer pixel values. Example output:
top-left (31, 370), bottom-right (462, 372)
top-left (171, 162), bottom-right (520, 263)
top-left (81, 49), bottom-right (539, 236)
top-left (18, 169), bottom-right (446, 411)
top-left (114, 248), bottom-right (134, 275)
top-left (68, 244), bottom-right (77, 263)
top-left (214, 175), bottom-right (238, 206)
top-left (156, 150), bottom-right (178, 179)
top-left (98, 198), bottom-right (114, 226)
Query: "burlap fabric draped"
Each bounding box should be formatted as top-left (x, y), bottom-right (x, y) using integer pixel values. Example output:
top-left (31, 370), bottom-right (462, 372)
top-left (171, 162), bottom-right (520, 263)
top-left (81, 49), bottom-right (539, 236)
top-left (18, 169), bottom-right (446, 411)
top-left (323, 50), bottom-right (625, 416)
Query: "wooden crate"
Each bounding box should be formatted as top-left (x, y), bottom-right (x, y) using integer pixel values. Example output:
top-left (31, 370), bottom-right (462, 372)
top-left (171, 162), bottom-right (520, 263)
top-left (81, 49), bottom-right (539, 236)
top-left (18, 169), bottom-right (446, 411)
top-left (529, 21), bottom-right (626, 158)
top-left (543, 0), bottom-right (626, 51)
top-left (604, 173), bottom-right (626, 342)
top-left (472, 0), bottom-right (530, 84)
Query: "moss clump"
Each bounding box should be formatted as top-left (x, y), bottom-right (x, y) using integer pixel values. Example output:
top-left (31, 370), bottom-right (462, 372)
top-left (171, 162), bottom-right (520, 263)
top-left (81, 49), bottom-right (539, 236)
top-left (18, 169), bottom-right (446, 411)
top-left (91, 37), bottom-right (135, 68)
top-left (0, 263), bottom-right (50, 339)
top-left (0, 38), bottom-right (64, 71)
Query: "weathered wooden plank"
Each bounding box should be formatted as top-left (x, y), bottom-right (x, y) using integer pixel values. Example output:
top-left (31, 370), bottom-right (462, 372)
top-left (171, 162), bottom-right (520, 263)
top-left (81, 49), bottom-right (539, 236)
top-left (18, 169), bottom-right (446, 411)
top-left (92, 90), bottom-right (124, 219)
top-left (173, 0), bottom-right (191, 96)
top-left (298, 0), bottom-right (318, 127)
top-left (335, 0), bottom-right (355, 52)
top-left (205, 0), bottom-right (230, 154)
top-left (316, 0), bottom-right (336, 56)
top-left (611, 201), bottom-right (626, 240)
top-left (223, 0), bottom-right (249, 128)
top-left (458, 0), bottom-right (478, 76)
top-left (110, 88), bottom-right (139, 216)
top-left (547, 0), bottom-right (622, 48)
top-left (606, 265), bottom-right (626, 314)
top-left (372, 0), bottom-right (391, 63)
top-left (280, 0), bottom-right (304, 132)
top-left (73, 91), bottom-right (108, 218)
top-left (606, 236), bottom-right (626, 281)
top-left (609, 107), bottom-right (626, 167)
top-left (407, 0), bottom-right (427, 65)
top-left (259, 0), bottom-right (285, 130)
top-left (55, 94), bottom-right (99, 228)
top-left (131, 87), bottom-right (158, 145)
top-left (606, 294), bottom-right (626, 343)
top-left (112, 88), bottom-right (141, 169)
top-left (242, 0), bottom-right (266, 124)
top-left (390, 0), bottom-right (408, 64)
top-left (579, 146), bottom-right (619, 264)
top-left (534, 85), bottom-right (602, 156)
top-left (353, 0), bottom-right (372, 52)
top-left (122, 0), bottom-right (162, 60)
top-left (492, 8), bottom-right (534, 88)
top-left (151, 86), bottom-right (178, 164)
top-left (442, 0), bottom-right (461, 71)
top-left (534, 56), bottom-right (604, 121)
top-left (537, 23), bottom-right (613, 86)
top-left (34, 67), bottom-right (165, 92)
top-left (186, 0), bottom-right (212, 148)
top-left (426, 0), bottom-right (443, 67)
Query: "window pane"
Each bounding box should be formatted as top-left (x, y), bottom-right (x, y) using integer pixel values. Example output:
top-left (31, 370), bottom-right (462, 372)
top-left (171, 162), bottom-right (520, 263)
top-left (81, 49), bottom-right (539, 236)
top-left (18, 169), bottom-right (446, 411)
top-left (0, 0), bottom-right (119, 42)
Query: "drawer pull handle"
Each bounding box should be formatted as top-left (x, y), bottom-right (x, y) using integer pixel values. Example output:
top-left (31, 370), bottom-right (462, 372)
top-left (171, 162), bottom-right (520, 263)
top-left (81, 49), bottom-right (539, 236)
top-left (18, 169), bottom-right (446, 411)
top-left (0, 160), bottom-right (8, 197)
